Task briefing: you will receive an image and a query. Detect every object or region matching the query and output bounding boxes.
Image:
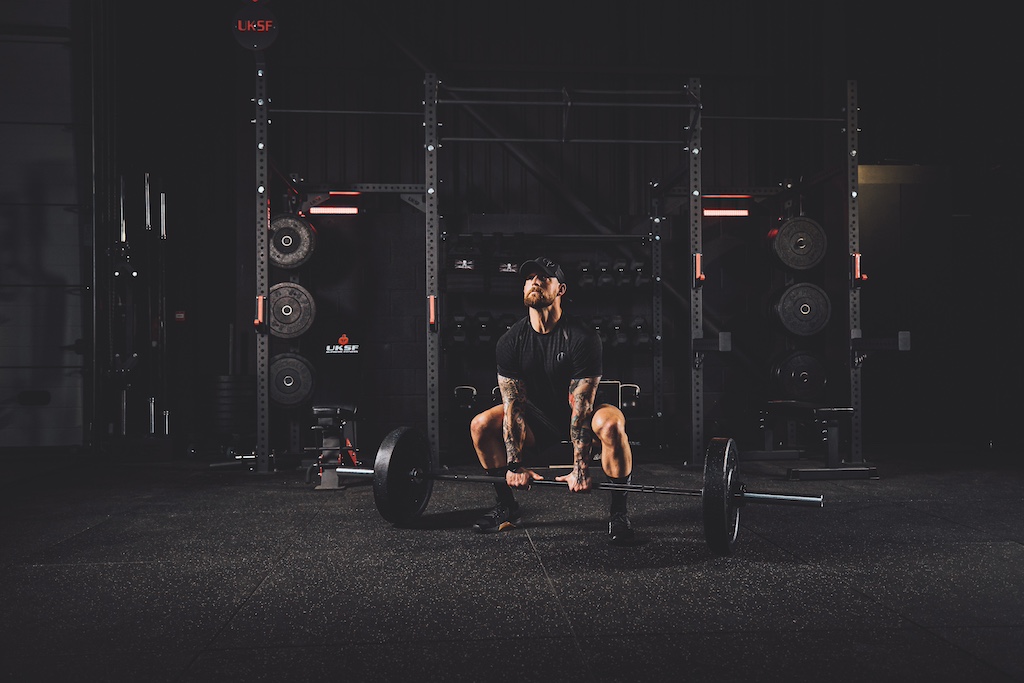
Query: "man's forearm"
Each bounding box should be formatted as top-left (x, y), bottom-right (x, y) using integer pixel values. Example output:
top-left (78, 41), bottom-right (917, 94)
top-left (503, 407), bottom-right (527, 466)
top-left (568, 377), bottom-right (600, 469)
top-left (498, 375), bottom-right (527, 466)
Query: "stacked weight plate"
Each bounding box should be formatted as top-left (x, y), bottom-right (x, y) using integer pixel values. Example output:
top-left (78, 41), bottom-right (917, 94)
top-left (268, 214), bottom-right (318, 408)
top-left (766, 217), bottom-right (830, 401)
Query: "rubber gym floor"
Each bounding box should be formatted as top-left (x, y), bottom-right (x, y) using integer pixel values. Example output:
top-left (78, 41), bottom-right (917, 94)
top-left (1, 443), bottom-right (1022, 683)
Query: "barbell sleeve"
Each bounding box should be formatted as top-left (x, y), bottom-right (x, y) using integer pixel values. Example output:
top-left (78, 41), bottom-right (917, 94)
top-left (336, 467), bottom-right (375, 478)
top-left (738, 491), bottom-right (824, 507)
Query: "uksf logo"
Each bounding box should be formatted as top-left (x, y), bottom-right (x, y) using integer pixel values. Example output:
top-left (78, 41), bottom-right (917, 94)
top-left (237, 19), bottom-right (275, 32)
top-left (326, 334), bottom-right (359, 355)
top-left (232, 3), bottom-right (279, 51)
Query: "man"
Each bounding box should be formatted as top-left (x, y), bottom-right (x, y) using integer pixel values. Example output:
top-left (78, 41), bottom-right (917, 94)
top-left (468, 256), bottom-right (635, 544)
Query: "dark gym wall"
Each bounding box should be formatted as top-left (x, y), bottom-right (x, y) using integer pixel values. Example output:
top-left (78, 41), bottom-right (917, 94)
top-left (3, 1), bottom-right (1013, 456)
top-left (106, 1), bottom-right (244, 456)
top-left (207, 2), bottom-right (1024, 456)
top-left (234, 1), bottom-right (1024, 458)
top-left (235, 1), bottom-right (866, 461)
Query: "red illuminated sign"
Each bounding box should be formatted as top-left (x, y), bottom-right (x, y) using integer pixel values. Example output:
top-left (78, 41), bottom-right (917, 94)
top-left (232, 3), bottom-right (279, 51)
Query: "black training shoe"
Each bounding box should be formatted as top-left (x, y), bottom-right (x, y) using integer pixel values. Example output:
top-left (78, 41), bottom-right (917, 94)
top-left (608, 511), bottom-right (635, 545)
top-left (472, 501), bottom-right (522, 533)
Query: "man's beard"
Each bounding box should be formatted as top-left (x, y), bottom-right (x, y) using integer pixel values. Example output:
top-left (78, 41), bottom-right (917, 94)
top-left (524, 288), bottom-right (555, 309)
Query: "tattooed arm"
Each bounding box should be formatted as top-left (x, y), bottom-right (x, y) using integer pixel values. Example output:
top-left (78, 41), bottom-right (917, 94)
top-left (497, 374), bottom-right (528, 467)
top-left (557, 376), bottom-right (600, 492)
top-left (498, 374), bottom-right (543, 489)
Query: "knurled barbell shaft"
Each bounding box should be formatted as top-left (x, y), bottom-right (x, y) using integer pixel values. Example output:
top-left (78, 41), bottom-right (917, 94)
top-left (431, 471), bottom-right (704, 496)
top-left (335, 467), bottom-right (823, 508)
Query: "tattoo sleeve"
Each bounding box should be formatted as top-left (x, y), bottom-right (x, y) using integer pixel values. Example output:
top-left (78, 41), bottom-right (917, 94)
top-left (568, 377), bottom-right (600, 471)
top-left (498, 374), bottom-right (528, 466)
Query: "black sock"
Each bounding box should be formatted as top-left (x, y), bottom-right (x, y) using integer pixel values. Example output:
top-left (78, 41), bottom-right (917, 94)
top-left (486, 469), bottom-right (517, 507)
top-left (608, 472), bottom-right (631, 514)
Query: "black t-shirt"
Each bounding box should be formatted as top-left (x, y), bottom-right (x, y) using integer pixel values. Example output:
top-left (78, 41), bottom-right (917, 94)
top-left (495, 313), bottom-right (602, 438)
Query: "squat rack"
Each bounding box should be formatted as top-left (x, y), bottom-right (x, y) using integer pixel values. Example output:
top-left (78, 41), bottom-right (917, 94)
top-left (247, 67), bottom-right (903, 474)
top-left (421, 73), bottom-right (706, 463)
top-left (693, 80), bottom-right (908, 476)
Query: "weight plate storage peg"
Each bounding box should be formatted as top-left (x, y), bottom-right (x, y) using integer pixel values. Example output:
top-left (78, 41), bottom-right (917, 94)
top-left (268, 282), bottom-right (316, 338)
top-left (702, 437), bottom-right (741, 555)
top-left (373, 426), bottom-right (434, 525)
top-left (269, 214), bottom-right (317, 269)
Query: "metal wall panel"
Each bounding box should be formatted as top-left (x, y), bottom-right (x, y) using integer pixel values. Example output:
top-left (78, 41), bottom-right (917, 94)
top-left (0, 7), bottom-right (84, 448)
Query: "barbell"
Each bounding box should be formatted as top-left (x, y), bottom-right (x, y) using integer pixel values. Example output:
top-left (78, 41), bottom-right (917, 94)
top-left (337, 426), bottom-right (823, 555)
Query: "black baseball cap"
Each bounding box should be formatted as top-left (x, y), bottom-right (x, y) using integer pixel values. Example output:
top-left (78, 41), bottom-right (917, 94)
top-left (519, 256), bottom-right (565, 282)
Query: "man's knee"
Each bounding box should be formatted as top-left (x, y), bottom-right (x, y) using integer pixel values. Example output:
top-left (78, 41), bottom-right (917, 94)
top-left (469, 411), bottom-right (490, 441)
top-left (470, 405), bottom-right (503, 443)
top-left (592, 406), bottom-right (628, 445)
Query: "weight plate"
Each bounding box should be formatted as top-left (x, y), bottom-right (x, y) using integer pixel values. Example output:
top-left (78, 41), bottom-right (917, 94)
top-left (269, 214), bottom-right (317, 269)
top-left (373, 426), bottom-right (434, 525)
top-left (268, 282), bottom-right (316, 339)
top-left (774, 282), bottom-right (831, 336)
top-left (703, 437), bottom-right (740, 556)
top-left (269, 352), bottom-right (315, 406)
top-left (768, 217), bottom-right (827, 270)
top-left (771, 351), bottom-right (827, 401)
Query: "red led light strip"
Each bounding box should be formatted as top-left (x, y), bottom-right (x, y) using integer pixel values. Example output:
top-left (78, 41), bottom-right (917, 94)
top-left (308, 207), bottom-right (359, 215)
top-left (703, 208), bottom-right (749, 217)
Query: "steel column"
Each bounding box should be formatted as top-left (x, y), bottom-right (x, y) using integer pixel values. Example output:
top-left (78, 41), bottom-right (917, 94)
top-left (254, 60), bottom-right (271, 474)
top-left (651, 220), bottom-right (664, 440)
top-left (846, 80), bottom-right (863, 465)
top-left (424, 73), bottom-right (441, 467)
top-left (688, 77), bottom-right (704, 465)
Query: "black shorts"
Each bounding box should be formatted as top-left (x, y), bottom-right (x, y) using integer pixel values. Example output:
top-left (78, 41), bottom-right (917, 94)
top-left (523, 402), bottom-right (566, 450)
top-left (523, 403), bottom-right (598, 464)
